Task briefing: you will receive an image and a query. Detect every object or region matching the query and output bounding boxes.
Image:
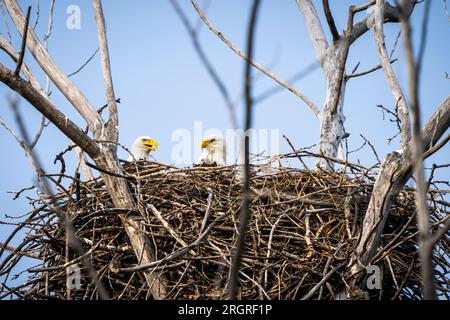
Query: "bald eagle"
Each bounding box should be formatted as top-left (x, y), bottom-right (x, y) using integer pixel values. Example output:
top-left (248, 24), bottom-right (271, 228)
top-left (196, 135), bottom-right (226, 166)
top-left (128, 136), bottom-right (158, 161)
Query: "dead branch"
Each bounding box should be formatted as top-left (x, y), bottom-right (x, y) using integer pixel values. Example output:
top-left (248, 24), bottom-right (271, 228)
top-left (170, 0), bottom-right (238, 129)
top-left (322, 0), bottom-right (340, 42)
top-left (13, 5), bottom-right (30, 76)
top-left (191, 0), bottom-right (319, 116)
top-left (400, 0), bottom-right (436, 299)
top-left (373, 0), bottom-right (411, 149)
top-left (228, 0), bottom-right (261, 300)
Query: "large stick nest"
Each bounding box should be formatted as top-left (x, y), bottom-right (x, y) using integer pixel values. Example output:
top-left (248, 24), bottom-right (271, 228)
top-left (1, 156), bottom-right (449, 300)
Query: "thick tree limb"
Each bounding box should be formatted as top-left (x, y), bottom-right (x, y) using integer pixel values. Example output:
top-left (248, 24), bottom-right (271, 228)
top-left (0, 35), bottom-right (43, 93)
top-left (4, 0), bottom-right (103, 130)
top-left (351, 95), bottom-right (450, 293)
top-left (296, 0), bottom-right (329, 65)
top-left (0, 64), bottom-right (101, 158)
top-left (350, 0), bottom-right (415, 44)
top-left (2, 1), bottom-right (168, 299)
top-left (93, 0), bottom-right (118, 143)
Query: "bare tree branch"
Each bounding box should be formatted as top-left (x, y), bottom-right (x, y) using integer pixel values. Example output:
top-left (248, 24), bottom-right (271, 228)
top-left (93, 0), bottom-right (118, 143)
top-left (296, 0), bottom-right (329, 65)
top-left (322, 0), bottom-right (340, 42)
top-left (373, 0), bottom-right (410, 149)
top-left (349, 1), bottom-right (415, 44)
top-left (0, 98), bottom-right (110, 300)
top-left (0, 64), bottom-right (101, 157)
top-left (169, 0), bottom-right (238, 129)
top-left (228, 0), bottom-right (261, 300)
top-left (345, 58), bottom-right (397, 79)
top-left (191, 0), bottom-right (319, 116)
top-left (4, 0), bottom-right (103, 130)
top-left (254, 61), bottom-right (319, 104)
top-left (29, 113), bottom-right (47, 150)
top-left (0, 35), bottom-right (43, 92)
top-left (400, 0), bottom-right (436, 299)
top-left (431, 218), bottom-right (450, 246)
top-left (13, 5), bottom-right (30, 76)
top-left (75, 147), bottom-right (94, 180)
top-left (416, 0), bottom-right (431, 85)
top-left (67, 48), bottom-right (99, 78)
top-left (350, 95), bottom-right (450, 296)
top-left (0, 0), bottom-right (13, 43)
top-left (330, 2), bottom-right (380, 115)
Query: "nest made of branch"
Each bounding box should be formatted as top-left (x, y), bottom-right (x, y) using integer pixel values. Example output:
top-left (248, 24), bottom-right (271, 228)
top-left (2, 157), bottom-right (449, 300)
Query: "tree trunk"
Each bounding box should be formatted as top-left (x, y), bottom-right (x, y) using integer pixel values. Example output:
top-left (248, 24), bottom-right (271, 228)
top-left (345, 96), bottom-right (450, 297)
top-left (95, 151), bottom-right (168, 299)
top-left (318, 45), bottom-right (347, 168)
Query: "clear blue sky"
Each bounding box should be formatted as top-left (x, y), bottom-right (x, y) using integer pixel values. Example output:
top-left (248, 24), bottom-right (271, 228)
top-left (0, 0), bottom-right (449, 292)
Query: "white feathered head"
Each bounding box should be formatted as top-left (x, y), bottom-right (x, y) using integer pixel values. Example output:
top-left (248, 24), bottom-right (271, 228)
top-left (196, 135), bottom-right (226, 166)
top-left (128, 136), bottom-right (158, 161)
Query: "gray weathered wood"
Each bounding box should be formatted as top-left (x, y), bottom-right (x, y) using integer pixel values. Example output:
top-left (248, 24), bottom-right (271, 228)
top-left (373, 0), bottom-right (410, 149)
top-left (2, 0), bottom-right (168, 299)
top-left (4, 0), bottom-right (103, 131)
top-left (350, 96), bottom-right (450, 293)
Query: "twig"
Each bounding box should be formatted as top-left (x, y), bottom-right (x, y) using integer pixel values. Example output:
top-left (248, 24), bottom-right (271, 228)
top-left (360, 134), bottom-right (381, 164)
top-left (345, 58), bottom-right (397, 79)
top-left (282, 135), bottom-right (309, 169)
top-left (85, 161), bottom-right (133, 180)
top-left (14, 5), bottom-right (31, 76)
top-left (301, 262), bottom-right (346, 300)
top-left (1, 97), bottom-right (109, 299)
top-left (416, 0), bottom-right (431, 78)
top-left (200, 188), bottom-right (214, 235)
top-left (67, 48), bottom-right (99, 78)
top-left (253, 61), bottom-right (318, 105)
top-left (169, 0), bottom-right (238, 129)
top-left (148, 204), bottom-right (195, 256)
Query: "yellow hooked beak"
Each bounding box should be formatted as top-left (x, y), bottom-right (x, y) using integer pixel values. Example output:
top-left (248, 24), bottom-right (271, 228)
top-left (143, 138), bottom-right (158, 151)
top-left (201, 139), bottom-right (212, 149)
